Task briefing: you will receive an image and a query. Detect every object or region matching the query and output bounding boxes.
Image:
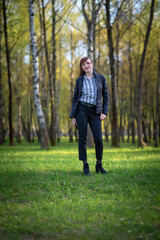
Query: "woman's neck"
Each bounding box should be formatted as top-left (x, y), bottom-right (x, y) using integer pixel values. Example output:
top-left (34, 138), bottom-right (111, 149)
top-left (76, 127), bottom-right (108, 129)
top-left (85, 71), bottom-right (93, 79)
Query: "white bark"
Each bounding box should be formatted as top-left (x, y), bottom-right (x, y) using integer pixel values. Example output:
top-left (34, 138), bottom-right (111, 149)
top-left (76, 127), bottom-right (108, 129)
top-left (28, 0), bottom-right (49, 148)
top-left (82, 0), bottom-right (104, 64)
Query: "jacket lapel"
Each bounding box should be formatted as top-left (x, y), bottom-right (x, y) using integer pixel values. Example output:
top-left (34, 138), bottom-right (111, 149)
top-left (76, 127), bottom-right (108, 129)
top-left (93, 71), bottom-right (101, 91)
top-left (78, 75), bottom-right (84, 98)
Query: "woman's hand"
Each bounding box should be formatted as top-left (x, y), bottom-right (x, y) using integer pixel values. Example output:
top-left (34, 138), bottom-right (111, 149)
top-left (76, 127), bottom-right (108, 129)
top-left (100, 113), bottom-right (106, 121)
top-left (72, 118), bottom-right (77, 129)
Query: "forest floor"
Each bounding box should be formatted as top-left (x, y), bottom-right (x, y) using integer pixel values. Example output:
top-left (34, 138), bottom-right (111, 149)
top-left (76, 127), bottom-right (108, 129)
top-left (0, 138), bottom-right (160, 240)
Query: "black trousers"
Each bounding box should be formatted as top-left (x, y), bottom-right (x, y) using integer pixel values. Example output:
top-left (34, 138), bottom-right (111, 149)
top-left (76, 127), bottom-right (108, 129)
top-left (76, 102), bottom-right (103, 161)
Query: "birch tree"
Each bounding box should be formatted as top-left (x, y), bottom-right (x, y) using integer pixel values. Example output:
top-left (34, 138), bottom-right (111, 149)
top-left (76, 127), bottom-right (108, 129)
top-left (28, 0), bottom-right (49, 149)
top-left (37, 0), bottom-right (49, 130)
top-left (82, 0), bottom-right (104, 65)
top-left (81, 0), bottom-right (104, 147)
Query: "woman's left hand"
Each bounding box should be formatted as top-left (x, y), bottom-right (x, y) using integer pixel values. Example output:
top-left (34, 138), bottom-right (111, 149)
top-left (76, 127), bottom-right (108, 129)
top-left (100, 113), bottom-right (106, 121)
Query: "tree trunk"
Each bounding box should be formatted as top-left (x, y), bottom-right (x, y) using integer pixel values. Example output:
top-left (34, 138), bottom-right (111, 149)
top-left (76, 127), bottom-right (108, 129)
top-left (105, 0), bottom-right (119, 147)
top-left (26, 45), bottom-right (33, 143)
top-left (137, 0), bottom-right (155, 147)
top-left (3, 0), bottom-right (14, 145)
top-left (128, 3), bottom-right (135, 144)
top-left (97, 17), bottom-right (101, 71)
top-left (115, 0), bottom-right (120, 90)
top-left (68, 120), bottom-right (73, 142)
top-left (57, 27), bottom-right (62, 143)
top-left (51, 0), bottom-right (57, 146)
top-left (15, 74), bottom-right (22, 144)
top-left (104, 123), bottom-right (109, 142)
top-left (21, 117), bottom-right (27, 140)
top-left (155, 47), bottom-right (160, 147)
top-left (159, 112), bottom-right (160, 142)
top-left (16, 54), bottom-right (23, 144)
top-left (0, 2), bottom-right (5, 144)
top-left (41, 0), bottom-right (55, 146)
top-left (69, 28), bottom-right (74, 142)
top-left (38, 0), bottom-right (49, 131)
top-left (87, 21), bottom-right (96, 65)
top-left (142, 118), bottom-right (147, 143)
top-left (119, 108), bottom-right (123, 142)
top-left (123, 107), bottom-right (125, 143)
top-left (148, 113), bottom-right (152, 142)
top-left (127, 119), bottom-right (130, 143)
top-left (16, 96), bottom-right (22, 143)
top-left (28, 0), bottom-right (49, 149)
top-left (81, 0), bottom-right (104, 148)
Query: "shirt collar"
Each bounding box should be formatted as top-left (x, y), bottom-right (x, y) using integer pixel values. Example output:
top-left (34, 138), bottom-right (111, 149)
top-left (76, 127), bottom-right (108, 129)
top-left (84, 75), bottom-right (94, 80)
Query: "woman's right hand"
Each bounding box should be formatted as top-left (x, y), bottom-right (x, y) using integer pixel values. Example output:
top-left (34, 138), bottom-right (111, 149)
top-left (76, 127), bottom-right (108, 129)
top-left (72, 118), bottom-right (77, 129)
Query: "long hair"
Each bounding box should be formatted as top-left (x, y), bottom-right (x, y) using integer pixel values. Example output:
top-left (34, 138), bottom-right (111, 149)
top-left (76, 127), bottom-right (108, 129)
top-left (79, 57), bottom-right (93, 76)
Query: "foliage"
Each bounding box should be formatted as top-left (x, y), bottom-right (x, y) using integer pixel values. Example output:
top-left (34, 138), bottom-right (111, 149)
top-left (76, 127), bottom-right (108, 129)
top-left (1, 0), bottom-right (160, 143)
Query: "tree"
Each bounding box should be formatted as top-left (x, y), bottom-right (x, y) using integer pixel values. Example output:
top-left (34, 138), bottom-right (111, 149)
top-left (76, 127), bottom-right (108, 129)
top-left (0, 0), bottom-right (159, 146)
top-left (37, 0), bottom-right (49, 132)
top-left (155, 42), bottom-right (160, 147)
top-left (105, 0), bottom-right (120, 147)
top-left (3, 0), bottom-right (14, 145)
top-left (57, 26), bottom-right (62, 142)
top-left (28, 0), bottom-right (49, 149)
top-left (128, 0), bottom-right (135, 144)
top-left (137, 0), bottom-right (155, 147)
top-left (51, 0), bottom-right (57, 145)
top-left (81, 0), bottom-right (104, 147)
top-left (41, 0), bottom-right (56, 146)
top-left (0, 0), bottom-right (4, 144)
top-left (82, 0), bottom-right (104, 65)
top-left (69, 27), bottom-right (74, 143)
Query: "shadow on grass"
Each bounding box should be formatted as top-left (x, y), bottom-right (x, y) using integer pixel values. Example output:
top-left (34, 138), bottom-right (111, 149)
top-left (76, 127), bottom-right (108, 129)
top-left (0, 163), bottom-right (159, 200)
top-left (0, 167), bottom-right (159, 240)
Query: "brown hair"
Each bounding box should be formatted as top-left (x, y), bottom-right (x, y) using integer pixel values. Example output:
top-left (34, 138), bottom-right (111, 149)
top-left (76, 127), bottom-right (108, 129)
top-left (79, 57), bottom-right (93, 76)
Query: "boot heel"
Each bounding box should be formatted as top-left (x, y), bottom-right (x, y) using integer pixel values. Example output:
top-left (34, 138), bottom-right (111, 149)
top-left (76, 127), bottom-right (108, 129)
top-left (96, 166), bottom-right (100, 173)
top-left (96, 163), bottom-right (108, 175)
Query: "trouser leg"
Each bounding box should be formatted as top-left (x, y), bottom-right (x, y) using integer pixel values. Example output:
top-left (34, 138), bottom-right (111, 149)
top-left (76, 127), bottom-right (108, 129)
top-left (76, 106), bottom-right (88, 161)
top-left (89, 113), bottom-right (103, 161)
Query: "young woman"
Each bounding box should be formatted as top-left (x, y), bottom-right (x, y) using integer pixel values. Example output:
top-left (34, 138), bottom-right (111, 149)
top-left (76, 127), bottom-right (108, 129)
top-left (70, 57), bottom-right (109, 176)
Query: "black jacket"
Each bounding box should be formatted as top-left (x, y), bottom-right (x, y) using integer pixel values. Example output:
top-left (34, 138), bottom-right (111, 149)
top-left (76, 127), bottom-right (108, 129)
top-left (70, 71), bottom-right (109, 118)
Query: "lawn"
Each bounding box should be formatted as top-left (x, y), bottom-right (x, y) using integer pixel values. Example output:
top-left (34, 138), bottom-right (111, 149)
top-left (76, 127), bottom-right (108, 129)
top-left (0, 138), bottom-right (160, 240)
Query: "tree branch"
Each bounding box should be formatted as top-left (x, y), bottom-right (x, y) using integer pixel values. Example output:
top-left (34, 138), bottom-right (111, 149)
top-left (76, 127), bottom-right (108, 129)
top-left (112, 0), bottom-right (126, 27)
top-left (95, 0), bottom-right (104, 16)
top-left (82, 0), bottom-right (90, 25)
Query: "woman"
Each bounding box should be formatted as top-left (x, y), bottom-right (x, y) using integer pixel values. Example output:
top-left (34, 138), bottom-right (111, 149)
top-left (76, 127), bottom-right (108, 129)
top-left (70, 57), bottom-right (109, 176)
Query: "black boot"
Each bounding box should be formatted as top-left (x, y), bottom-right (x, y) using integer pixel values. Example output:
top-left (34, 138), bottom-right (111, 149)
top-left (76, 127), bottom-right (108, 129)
top-left (83, 163), bottom-right (91, 176)
top-left (96, 163), bottom-right (108, 175)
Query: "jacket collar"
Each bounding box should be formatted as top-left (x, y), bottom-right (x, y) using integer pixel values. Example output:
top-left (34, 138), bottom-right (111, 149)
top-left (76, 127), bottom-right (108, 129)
top-left (79, 70), bottom-right (97, 80)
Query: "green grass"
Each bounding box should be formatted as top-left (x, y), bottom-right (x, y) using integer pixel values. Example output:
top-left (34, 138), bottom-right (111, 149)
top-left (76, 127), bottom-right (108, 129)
top-left (0, 138), bottom-right (160, 240)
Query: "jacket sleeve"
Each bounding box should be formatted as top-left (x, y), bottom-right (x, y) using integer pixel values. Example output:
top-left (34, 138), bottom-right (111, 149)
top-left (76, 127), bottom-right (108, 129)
top-left (70, 78), bottom-right (79, 118)
top-left (102, 76), bottom-right (109, 115)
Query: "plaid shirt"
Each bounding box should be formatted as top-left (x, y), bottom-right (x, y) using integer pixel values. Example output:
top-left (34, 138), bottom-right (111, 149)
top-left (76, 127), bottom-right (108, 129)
top-left (79, 75), bottom-right (97, 105)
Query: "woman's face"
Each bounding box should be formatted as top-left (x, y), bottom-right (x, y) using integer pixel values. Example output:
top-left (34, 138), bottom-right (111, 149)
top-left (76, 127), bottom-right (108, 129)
top-left (81, 59), bottom-right (93, 74)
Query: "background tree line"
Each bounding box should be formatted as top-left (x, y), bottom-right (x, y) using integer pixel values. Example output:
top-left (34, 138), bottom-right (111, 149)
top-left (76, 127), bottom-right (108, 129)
top-left (0, 0), bottom-right (159, 148)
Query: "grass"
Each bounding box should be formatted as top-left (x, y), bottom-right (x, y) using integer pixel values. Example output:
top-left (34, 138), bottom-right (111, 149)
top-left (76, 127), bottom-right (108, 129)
top-left (0, 138), bottom-right (160, 240)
